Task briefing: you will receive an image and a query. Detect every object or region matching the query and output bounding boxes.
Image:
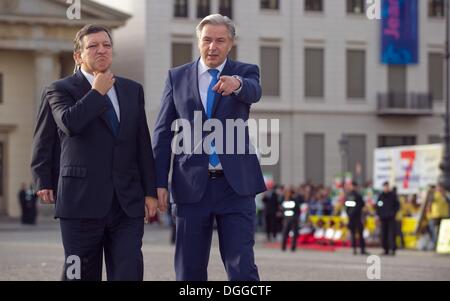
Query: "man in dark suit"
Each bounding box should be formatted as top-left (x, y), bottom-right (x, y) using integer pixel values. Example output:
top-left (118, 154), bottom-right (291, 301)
top-left (153, 14), bottom-right (266, 281)
top-left (35, 24), bottom-right (161, 281)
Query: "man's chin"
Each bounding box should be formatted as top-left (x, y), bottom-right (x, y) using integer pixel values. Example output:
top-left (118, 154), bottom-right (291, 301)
top-left (205, 59), bottom-right (222, 68)
top-left (94, 66), bottom-right (111, 73)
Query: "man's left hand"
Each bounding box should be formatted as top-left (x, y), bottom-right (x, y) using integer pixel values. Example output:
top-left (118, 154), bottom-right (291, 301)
top-left (213, 76), bottom-right (241, 96)
top-left (144, 196), bottom-right (158, 223)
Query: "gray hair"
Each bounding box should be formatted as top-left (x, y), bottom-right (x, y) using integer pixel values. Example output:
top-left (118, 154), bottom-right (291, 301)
top-left (196, 14), bottom-right (236, 40)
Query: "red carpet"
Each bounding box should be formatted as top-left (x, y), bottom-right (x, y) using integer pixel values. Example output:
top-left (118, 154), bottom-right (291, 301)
top-left (263, 242), bottom-right (339, 252)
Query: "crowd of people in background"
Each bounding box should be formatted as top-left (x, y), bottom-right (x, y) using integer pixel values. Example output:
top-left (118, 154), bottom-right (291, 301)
top-left (257, 180), bottom-right (450, 254)
top-left (20, 177), bottom-right (449, 252)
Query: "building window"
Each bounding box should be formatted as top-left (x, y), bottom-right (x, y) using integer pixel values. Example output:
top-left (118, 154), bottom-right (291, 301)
top-left (429, 0), bottom-right (444, 18)
top-left (378, 136), bottom-right (417, 148)
top-left (305, 0), bottom-right (323, 12)
top-left (174, 0), bottom-right (189, 18)
top-left (172, 43), bottom-right (192, 67)
top-left (387, 65), bottom-right (407, 107)
top-left (347, 0), bottom-right (365, 14)
top-left (261, 0), bottom-right (279, 10)
top-left (347, 50), bottom-right (366, 99)
top-left (305, 134), bottom-right (325, 185)
top-left (260, 46), bottom-right (280, 97)
top-left (429, 135), bottom-right (443, 144)
top-left (0, 142), bottom-right (3, 197)
top-left (347, 135), bottom-right (367, 184)
top-left (429, 52), bottom-right (444, 101)
top-left (219, 0), bottom-right (233, 19)
top-left (197, 0), bottom-right (210, 18)
top-left (305, 48), bottom-right (324, 98)
top-left (0, 73), bottom-right (3, 104)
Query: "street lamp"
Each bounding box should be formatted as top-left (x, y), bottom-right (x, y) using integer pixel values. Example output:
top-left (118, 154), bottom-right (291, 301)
top-left (439, 0), bottom-right (450, 191)
top-left (339, 135), bottom-right (349, 188)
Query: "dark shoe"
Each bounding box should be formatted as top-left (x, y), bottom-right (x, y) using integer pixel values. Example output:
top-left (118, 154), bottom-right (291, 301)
top-left (353, 249), bottom-right (357, 255)
top-left (360, 251), bottom-right (370, 256)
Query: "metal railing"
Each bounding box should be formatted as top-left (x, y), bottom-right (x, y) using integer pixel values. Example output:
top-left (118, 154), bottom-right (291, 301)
top-left (377, 92), bottom-right (434, 116)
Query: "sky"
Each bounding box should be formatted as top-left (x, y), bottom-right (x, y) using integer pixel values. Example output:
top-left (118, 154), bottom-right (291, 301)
top-left (93, 0), bottom-right (133, 14)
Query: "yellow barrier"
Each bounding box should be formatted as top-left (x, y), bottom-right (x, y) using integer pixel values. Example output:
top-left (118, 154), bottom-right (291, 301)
top-left (308, 216), bottom-right (418, 249)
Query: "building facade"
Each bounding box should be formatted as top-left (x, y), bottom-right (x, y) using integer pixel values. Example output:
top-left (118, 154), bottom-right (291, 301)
top-left (100, 0), bottom-right (445, 188)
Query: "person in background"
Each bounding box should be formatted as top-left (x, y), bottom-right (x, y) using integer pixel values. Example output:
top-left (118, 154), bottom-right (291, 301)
top-left (263, 185), bottom-right (280, 242)
top-left (281, 188), bottom-right (303, 252)
top-left (344, 181), bottom-right (368, 255)
top-left (18, 183), bottom-right (38, 225)
top-left (426, 184), bottom-right (449, 250)
top-left (375, 182), bottom-right (400, 256)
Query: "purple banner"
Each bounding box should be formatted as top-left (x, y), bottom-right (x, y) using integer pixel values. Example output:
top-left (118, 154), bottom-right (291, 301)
top-left (381, 0), bottom-right (419, 65)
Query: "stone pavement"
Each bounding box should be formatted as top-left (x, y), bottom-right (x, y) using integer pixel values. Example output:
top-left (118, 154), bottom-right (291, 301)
top-left (0, 218), bottom-right (449, 281)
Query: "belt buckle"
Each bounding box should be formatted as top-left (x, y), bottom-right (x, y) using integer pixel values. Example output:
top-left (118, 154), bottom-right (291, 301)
top-left (209, 170), bottom-right (221, 179)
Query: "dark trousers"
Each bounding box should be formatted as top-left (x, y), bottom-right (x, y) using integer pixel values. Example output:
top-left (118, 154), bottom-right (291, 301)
top-left (21, 202), bottom-right (37, 225)
top-left (281, 217), bottom-right (299, 251)
top-left (349, 221), bottom-right (366, 253)
top-left (59, 197), bottom-right (144, 281)
top-left (265, 214), bottom-right (277, 241)
top-left (173, 176), bottom-right (259, 281)
top-left (380, 218), bottom-right (396, 254)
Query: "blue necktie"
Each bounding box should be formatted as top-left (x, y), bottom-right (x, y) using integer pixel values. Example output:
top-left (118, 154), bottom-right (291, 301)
top-left (105, 96), bottom-right (120, 137)
top-left (206, 69), bottom-right (220, 167)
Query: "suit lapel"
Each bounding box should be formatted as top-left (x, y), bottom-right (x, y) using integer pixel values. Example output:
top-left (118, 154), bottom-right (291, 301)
top-left (74, 69), bottom-right (116, 136)
top-left (189, 60), bottom-right (208, 120)
top-left (211, 59), bottom-right (233, 118)
top-left (74, 69), bottom-right (92, 98)
top-left (114, 78), bottom-right (126, 139)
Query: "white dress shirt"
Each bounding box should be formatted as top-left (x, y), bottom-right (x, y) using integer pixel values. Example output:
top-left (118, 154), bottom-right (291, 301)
top-left (197, 58), bottom-right (228, 114)
top-left (198, 59), bottom-right (228, 170)
top-left (81, 68), bottom-right (120, 121)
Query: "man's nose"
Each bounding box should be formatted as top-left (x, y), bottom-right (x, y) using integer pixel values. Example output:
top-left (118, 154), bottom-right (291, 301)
top-left (97, 45), bottom-right (107, 53)
top-left (208, 42), bottom-right (217, 51)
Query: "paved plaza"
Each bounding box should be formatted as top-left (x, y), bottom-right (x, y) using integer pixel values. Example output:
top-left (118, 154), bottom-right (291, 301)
top-left (0, 218), bottom-right (449, 281)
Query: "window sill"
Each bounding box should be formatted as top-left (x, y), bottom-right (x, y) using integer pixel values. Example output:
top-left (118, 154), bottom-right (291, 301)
top-left (305, 97), bottom-right (325, 102)
top-left (260, 9), bottom-right (281, 15)
top-left (346, 97), bottom-right (367, 102)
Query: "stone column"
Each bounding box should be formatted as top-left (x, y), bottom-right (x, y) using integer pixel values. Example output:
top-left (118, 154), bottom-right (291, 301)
top-left (34, 51), bottom-right (60, 114)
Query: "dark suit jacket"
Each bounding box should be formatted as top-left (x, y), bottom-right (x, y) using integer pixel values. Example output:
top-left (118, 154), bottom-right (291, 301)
top-left (46, 70), bottom-right (157, 219)
top-left (153, 59), bottom-right (267, 204)
top-left (31, 90), bottom-right (60, 194)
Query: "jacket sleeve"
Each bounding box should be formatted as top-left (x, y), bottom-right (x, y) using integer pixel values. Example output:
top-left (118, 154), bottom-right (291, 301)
top-left (30, 89), bottom-right (58, 191)
top-left (47, 82), bottom-right (111, 137)
top-left (137, 85), bottom-right (158, 198)
top-left (152, 71), bottom-right (178, 189)
top-left (234, 64), bottom-right (263, 105)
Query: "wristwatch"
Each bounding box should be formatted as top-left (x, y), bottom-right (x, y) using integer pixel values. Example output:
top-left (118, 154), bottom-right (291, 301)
top-left (232, 75), bottom-right (243, 95)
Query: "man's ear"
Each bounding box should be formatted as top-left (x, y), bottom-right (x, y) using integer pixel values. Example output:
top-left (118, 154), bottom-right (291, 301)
top-left (73, 51), bottom-right (82, 66)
